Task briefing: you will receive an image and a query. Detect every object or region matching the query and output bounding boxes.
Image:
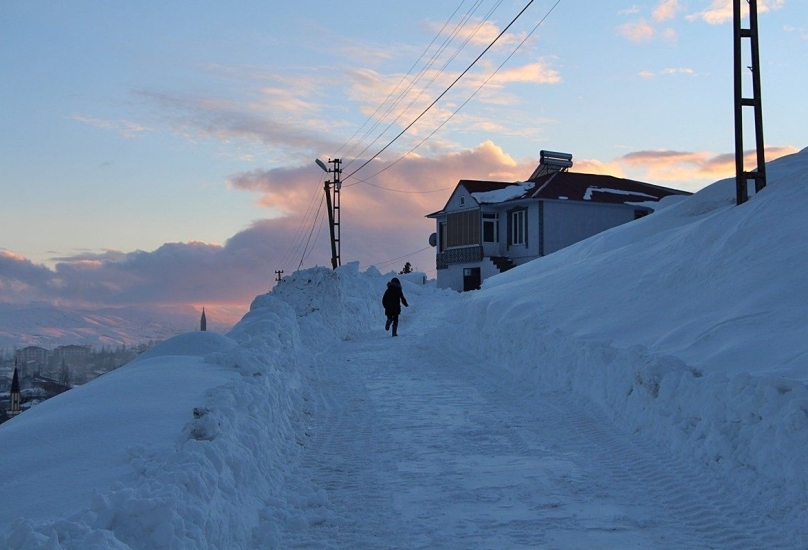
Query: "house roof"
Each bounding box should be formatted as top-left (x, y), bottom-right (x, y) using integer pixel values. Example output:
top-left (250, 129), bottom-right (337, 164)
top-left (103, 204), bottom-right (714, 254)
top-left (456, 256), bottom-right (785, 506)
top-left (457, 180), bottom-right (515, 194)
top-left (529, 171), bottom-right (689, 204)
top-left (425, 180), bottom-right (515, 218)
top-left (425, 169), bottom-right (691, 218)
top-left (472, 171), bottom-right (690, 206)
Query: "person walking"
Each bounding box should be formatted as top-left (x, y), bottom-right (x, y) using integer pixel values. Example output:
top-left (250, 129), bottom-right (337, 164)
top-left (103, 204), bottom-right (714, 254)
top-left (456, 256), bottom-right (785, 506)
top-left (382, 277), bottom-right (409, 337)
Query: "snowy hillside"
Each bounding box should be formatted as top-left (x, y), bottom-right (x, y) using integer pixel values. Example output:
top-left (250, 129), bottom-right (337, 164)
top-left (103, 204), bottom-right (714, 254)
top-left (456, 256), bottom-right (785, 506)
top-left (1, 147), bottom-right (807, 549)
top-left (0, 303), bottom-right (235, 350)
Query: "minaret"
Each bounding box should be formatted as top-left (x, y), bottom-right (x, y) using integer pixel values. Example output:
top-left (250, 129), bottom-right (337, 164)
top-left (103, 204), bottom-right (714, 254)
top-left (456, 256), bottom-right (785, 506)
top-left (9, 366), bottom-right (21, 418)
top-left (200, 307), bottom-right (207, 332)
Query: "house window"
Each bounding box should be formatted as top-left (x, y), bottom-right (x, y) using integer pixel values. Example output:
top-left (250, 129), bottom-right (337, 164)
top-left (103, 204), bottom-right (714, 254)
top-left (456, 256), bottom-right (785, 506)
top-left (482, 213), bottom-right (498, 243)
top-left (459, 196), bottom-right (466, 207)
top-left (439, 222), bottom-right (447, 252)
top-left (446, 209), bottom-right (480, 247)
top-left (511, 209), bottom-right (526, 245)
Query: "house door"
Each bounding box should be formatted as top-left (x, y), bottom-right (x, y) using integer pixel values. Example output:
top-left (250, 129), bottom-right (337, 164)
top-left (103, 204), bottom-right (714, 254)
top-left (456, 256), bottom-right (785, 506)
top-left (463, 267), bottom-right (481, 291)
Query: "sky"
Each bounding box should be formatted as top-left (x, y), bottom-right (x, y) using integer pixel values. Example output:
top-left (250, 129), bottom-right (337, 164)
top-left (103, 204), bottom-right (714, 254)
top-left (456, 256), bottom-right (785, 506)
top-left (1, 0), bottom-right (806, 322)
top-left (1, 146), bottom-right (808, 547)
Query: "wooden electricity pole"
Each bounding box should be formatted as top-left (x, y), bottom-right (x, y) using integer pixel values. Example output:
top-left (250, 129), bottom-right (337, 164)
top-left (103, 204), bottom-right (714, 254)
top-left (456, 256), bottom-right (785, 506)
top-left (316, 158), bottom-right (342, 269)
top-left (733, 0), bottom-right (767, 205)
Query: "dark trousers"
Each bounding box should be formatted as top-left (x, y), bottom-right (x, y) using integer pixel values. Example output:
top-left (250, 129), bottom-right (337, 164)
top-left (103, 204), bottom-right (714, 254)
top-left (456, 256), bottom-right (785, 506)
top-left (386, 314), bottom-right (399, 336)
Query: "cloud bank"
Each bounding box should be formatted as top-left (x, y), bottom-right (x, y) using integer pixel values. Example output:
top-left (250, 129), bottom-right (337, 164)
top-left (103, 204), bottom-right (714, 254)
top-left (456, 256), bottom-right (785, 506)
top-left (2, 142), bottom-right (797, 323)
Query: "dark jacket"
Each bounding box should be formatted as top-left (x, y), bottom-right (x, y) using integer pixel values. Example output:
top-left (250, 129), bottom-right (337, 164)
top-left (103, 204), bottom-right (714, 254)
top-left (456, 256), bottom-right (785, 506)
top-left (382, 278), bottom-right (409, 316)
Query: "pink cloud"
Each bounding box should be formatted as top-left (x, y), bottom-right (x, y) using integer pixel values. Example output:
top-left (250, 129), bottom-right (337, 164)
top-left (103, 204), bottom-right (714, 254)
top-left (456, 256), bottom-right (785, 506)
top-left (70, 115), bottom-right (147, 138)
top-left (0, 142), bottom-right (535, 316)
top-left (618, 19), bottom-right (656, 42)
top-left (653, 0), bottom-right (682, 22)
top-left (136, 90), bottom-right (338, 159)
top-left (487, 62), bottom-right (562, 86)
top-left (619, 146), bottom-right (798, 186)
top-left (687, 0), bottom-right (785, 25)
top-left (5, 142), bottom-right (799, 321)
top-left (425, 17), bottom-right (526, 48)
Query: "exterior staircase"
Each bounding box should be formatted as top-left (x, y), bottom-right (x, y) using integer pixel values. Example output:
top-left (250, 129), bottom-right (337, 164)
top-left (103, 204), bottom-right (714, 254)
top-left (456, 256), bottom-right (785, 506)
top-left (490, 256), bottom-right (515, 273)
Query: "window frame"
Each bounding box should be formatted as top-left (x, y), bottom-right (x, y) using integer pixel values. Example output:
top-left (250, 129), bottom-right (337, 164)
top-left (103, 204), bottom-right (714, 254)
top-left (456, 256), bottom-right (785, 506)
top-left (482, 212), bottom-right (498, 243)
top-left (446, 208), bottom-right (481, 248)
top-left (511, 209), bottom-right (526, 246)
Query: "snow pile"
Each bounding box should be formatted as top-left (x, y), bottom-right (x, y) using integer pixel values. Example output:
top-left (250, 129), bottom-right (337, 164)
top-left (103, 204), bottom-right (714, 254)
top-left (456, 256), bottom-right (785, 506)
top-left (443, 146), bottom-right (808, 522)
top-left (470, 181), bottom-right (532, 204)
top-left (0, 265), bottom-right (416, 549)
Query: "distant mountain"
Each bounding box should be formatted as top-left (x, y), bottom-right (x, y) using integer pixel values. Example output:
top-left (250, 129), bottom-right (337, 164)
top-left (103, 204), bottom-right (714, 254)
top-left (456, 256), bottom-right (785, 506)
top-left (0, 303), bottom-right (237, 349)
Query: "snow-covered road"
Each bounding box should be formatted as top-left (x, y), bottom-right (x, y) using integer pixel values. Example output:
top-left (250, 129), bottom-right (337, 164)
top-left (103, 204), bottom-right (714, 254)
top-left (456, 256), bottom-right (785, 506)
top-left (278, 300), bottom-right (799, 549)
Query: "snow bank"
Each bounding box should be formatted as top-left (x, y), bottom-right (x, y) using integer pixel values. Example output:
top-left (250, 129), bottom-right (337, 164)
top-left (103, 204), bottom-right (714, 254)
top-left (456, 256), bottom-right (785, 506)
top-left (443, 147), bottom-right (808, 525)
top-left (269, 263), bottom-right (430, 347)
top-left (0, 263), bottom-right (396, 549)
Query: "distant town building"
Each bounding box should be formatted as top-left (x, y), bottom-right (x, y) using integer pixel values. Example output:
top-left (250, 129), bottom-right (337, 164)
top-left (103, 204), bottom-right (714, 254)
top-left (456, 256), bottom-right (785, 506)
top-left (15, 346), bottom-right (48, 377)
top-left (53, 344), bottom-right (90, 364)
top-left (200, 308), bottom-right (207, 332)
top-left (15, 346), bottom-right (48, 365)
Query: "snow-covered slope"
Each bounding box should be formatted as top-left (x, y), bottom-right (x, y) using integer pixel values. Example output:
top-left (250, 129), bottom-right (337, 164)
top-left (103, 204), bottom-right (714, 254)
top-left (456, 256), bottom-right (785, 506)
top-left (448, 146), bottom-right (808, 527)
top-left (1, 147), bottom-right (807, 548)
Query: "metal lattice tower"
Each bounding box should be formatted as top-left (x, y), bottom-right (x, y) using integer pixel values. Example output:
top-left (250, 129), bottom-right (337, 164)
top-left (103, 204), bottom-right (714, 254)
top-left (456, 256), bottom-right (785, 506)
top-left (733, 0), bottom-right (767, 205)
top-left (320, 158), bottom-right (341, 269)
top-left (331, 158), bottom-right (341, 269)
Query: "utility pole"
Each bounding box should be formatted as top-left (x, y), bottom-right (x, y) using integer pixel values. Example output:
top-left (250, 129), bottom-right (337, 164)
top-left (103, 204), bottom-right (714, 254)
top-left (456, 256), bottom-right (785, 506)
top-left (733, 0), bottom-right (767, 205)
top-left (315, 158), bottom-right (342, 269)
top-left (275, 270), bottom-right (284, 283)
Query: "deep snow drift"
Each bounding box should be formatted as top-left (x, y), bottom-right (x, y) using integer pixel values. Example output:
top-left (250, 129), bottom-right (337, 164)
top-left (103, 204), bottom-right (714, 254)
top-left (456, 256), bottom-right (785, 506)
top-left (1, 147), bottom-right (807, 548)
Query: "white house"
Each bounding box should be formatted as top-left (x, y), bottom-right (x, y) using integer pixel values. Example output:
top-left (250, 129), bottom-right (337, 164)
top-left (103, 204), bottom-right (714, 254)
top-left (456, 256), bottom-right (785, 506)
top-left (426, 151), bottom-right (691, 291)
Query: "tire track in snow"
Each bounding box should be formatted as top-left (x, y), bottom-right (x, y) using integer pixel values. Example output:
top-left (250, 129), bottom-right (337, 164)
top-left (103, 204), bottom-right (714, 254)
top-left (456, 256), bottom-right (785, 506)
top-left (435, 338), bottom-right (805, 550)
top-left (558, 408), bottom-right (801, 550)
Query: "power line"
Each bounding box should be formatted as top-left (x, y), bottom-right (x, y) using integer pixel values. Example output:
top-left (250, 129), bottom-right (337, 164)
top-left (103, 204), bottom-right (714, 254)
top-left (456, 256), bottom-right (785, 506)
top-left (343, 0), bottom-right (491, 171)
top-left (297, 194), bottom-right (325, 271)
top-left (372, 246), bottom-right (433, 270)
top-left (280, 172), bottom-right (326, 271)
top-left (343, 0), bottom-right (504, 172)
top-left (345, 175), bottom-right (453, 194)
top-left (300, 4), bottom-right (494, 268)
top-left (293, 0), bottom-right (565, 270)
top-left (351, 0), bottom-right (564, 189)
top-left (336, 0), bottom-right (470, 162)
top-left (343, 0), bottom-right (539, 182)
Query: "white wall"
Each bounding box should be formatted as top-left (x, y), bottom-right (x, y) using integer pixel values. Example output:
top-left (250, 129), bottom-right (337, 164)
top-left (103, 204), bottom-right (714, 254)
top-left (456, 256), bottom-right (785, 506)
top-left (543, 201), bottom-right (638, 255)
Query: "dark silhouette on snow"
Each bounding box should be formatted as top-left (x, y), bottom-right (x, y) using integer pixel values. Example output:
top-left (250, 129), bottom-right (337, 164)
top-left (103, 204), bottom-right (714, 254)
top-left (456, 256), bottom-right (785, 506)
top-left (382, 277), bottom-right (408, 337)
